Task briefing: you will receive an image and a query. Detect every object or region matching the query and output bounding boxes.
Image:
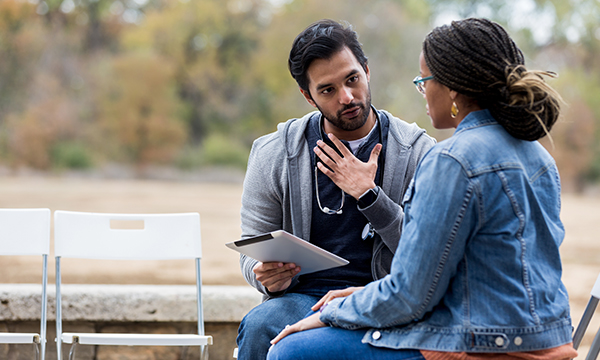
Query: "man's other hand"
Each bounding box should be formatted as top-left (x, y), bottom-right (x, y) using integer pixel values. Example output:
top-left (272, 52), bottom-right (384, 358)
top-left (253, 261), bottom-right (301, 293)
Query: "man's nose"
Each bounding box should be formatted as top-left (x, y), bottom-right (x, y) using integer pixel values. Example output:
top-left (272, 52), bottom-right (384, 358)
top-left (338, 86), bottom-right (353, 105)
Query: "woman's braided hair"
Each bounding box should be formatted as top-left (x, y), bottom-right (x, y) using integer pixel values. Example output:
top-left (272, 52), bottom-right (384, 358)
top-left (423, 18), bottom-right (562, 141)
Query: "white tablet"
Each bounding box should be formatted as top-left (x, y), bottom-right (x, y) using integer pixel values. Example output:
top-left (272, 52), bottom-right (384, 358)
top-left (226, 230), bottom-right (349, 275)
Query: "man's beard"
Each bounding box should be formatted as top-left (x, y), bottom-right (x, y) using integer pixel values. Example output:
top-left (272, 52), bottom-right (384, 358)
top-left (317, 86), bottom-right (372, 132)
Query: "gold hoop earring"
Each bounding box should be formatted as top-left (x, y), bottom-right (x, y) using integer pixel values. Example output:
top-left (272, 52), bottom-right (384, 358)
top-left (451, 102), bottom-right (459, 118)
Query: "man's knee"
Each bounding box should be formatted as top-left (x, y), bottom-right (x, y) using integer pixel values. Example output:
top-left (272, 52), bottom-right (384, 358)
top-left (239, 303), bottom-right (273, 335)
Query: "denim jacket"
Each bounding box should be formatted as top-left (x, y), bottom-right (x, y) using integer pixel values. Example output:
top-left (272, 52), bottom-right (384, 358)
top-left (320, 109), bottom-right (572, 353)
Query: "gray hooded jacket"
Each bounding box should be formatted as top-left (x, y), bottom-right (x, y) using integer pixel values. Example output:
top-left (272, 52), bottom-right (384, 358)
top-left (240, 109), bottom-right (435, 298)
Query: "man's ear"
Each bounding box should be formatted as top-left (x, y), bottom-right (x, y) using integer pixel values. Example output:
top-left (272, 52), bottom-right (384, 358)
top-left (300, 88), bottom-right (317, 108)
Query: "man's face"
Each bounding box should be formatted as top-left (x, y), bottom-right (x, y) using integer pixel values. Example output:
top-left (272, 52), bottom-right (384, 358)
top-left (301, 47), bottom-right (372, 139)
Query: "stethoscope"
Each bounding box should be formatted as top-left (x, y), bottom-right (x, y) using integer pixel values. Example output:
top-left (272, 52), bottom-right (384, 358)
top-left (314, 112), bottom-right (385, 239)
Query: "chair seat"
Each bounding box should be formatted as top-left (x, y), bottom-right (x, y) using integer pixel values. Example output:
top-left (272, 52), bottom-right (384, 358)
top-left (0, 333), bottom-right (40, 344)
top-left (61, 333), bottom-right (213, 346)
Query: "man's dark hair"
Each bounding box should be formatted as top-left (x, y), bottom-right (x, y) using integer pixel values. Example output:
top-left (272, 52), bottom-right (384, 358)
top-left (288, 19), bottom-right (368, 93)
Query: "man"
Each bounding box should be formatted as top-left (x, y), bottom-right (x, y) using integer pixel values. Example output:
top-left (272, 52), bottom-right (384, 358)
top-left (237, 19), bottom-right (435, 359)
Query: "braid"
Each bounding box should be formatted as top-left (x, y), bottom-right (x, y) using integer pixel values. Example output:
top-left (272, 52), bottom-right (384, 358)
top-left (423, 18), bottom-right (562, 141)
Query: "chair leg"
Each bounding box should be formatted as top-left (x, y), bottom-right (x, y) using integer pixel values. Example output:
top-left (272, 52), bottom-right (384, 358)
top-left (575, 297), bottom-right (599, 350)
top-left (201, 345), bottom-right (209, 360)
top-left (68, 340), bottom-right (78, 360)
top-left (588, 327), bottom-right (600, 360)
top-left (34, 342), bottom-right (40, 360)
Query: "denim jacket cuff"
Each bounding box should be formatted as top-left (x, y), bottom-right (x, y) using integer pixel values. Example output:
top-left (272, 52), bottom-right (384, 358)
top-left (319, 297), bottom-right (344, 326)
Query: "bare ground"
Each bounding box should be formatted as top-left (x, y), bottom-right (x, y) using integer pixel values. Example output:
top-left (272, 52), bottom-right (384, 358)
top-left (0, 176), bottom-right (598, 356)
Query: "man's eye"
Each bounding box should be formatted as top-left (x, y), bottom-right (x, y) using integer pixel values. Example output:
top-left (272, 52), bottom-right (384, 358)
top-left (348, 75), bottom-right (358, 83)
top-left (322, 87), bottom-right (333, 94)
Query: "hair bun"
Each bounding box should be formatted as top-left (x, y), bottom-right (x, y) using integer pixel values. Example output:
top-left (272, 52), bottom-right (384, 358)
top-left (489, 66), bottom-right (561, 141)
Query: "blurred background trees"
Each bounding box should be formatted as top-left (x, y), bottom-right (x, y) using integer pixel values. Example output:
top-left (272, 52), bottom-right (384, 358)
top-left (0, 0), bottom-right (598, 191)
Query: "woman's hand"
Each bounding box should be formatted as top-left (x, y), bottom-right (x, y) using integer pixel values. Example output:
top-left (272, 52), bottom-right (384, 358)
top-left (311, 286), bottom-right (364, 311)
top-left (270, 312), bottom-right (325, 345)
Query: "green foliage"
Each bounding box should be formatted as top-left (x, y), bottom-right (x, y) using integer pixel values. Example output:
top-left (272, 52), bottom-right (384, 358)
top-left (199, 134), bottom-right (250, 170)
top-left (175, 145), bottom-right (205, 171)
top-left (51, 142), bottom-right (93, 170)
top-left (176, 134), bottom-right (249, 170)
top-left (586, 152), bottom-right (600, 183)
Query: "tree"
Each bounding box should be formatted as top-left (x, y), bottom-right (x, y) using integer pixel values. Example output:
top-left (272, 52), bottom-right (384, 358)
top-left (95, 52), bottom-right (186, 167)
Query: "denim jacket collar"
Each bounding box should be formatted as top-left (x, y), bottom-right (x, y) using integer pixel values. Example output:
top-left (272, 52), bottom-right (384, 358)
top-left (454, 109), bottom-right (497, 135)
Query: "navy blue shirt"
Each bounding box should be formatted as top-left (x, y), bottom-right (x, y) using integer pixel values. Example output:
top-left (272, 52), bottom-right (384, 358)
top-left (291, 109), bottom-right (389, 297)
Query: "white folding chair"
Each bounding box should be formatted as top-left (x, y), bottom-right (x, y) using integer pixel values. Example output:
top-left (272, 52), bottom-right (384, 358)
top-left (573, 272), bottom-right (600, 360)
top-left (0, 208), bottom-right (51, 360)
top-left (53, 210), bottom-right (213, 360)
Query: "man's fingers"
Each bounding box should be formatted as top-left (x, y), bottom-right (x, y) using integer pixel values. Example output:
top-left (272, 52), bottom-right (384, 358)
top-left (254, 262), bottom-right (297, 274)
top-left (368, 143), bottom-right (382, 164)
top-left (260, 267), bottom-right (300, 286)
top-left (258, 266), bottom-right (300, 292)
top-left (315, 142), bottom-right (342, 167)
top-left (263, 278), bottom-right (292, 293)
top-left (253, 262), bottom-right (300, 292)
top-left (316, 161), bottom-right (335, 179)
top-left (314, 146), bottom-right (337, 170)
top-left (327, 133), bottom-right (352, 157)
top-left (256, 265), bottom-right (299, 282)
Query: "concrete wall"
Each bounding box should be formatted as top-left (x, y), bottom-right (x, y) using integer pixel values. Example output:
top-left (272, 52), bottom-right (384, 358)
top-left (0, 284), bottom-right (262, 360)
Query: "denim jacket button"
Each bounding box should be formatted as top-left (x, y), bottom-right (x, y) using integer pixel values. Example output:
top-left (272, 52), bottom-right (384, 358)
top-left (514, 337), bottom-right (523, 346)
top-left (372, 331), bottom-right (381, 340)
top-left (495, 337), bottom-right (505, 347)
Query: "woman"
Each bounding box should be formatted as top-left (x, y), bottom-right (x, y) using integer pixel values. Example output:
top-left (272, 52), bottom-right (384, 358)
top-left (267, 18), bottom-right (576, 360)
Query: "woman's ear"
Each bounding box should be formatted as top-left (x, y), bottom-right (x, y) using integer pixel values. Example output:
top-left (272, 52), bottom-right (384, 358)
top-left (449, 89), bottom-right (458, 101)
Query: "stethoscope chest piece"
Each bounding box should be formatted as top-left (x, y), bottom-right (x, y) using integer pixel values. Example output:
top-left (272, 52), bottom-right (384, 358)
top-left (362, 222), bottom-right (375, 240)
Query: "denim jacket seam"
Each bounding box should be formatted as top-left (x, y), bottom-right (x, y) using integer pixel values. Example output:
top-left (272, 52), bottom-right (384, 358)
top-left (529, 159), bottom-right (555, 183)
top-left (497, 170), bottom-right (541, 325)
top-left (454, 118), bottom-right (496, 135)
top-left (462, 255), bottom-right (471, 327)
top-left (467, 163), bottom-right (522, 177)
top-left (554, 168), bottom-right (562, 210)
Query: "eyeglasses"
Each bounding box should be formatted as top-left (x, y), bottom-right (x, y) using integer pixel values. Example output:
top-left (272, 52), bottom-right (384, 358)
top-left (413, 75), bottom-right (434, 95)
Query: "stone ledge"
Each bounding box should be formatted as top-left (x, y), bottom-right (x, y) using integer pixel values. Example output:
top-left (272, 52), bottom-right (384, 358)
top-left (0, 284), bottom-right (261, 323)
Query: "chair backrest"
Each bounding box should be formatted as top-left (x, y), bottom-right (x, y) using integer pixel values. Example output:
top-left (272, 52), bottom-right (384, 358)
top-left (0, 208), bottom-right (50, 360)
top-left (54, 211), bottom-right (202, 260)
top-left (0, 208), bottom-right (50, 256)
top-left (54, 210), bottom-right (205, 360)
